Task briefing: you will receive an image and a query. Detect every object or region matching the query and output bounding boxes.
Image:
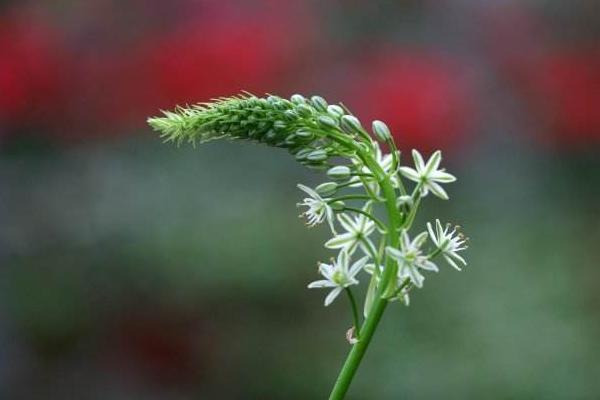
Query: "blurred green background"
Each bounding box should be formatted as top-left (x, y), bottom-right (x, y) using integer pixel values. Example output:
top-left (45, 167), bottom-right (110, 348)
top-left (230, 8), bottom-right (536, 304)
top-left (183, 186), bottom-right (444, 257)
top-left (1, 1), bottom-right (599, 399)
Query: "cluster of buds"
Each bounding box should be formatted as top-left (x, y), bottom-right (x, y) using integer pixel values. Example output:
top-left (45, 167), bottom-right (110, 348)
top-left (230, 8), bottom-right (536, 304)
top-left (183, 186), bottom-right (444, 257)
top-left (149, 92), bottom-right (468, 330)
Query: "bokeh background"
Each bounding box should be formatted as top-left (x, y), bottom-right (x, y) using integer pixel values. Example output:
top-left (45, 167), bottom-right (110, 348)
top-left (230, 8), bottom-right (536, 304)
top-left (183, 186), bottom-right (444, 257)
top-left (1, 1), bottom-right (599, 399)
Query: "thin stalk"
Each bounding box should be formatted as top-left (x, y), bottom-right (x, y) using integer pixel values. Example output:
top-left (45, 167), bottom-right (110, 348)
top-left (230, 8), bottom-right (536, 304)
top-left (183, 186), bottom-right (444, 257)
top-left (345, 288), bottom-right (361, 339)
top-left (330, 194), bottom-right (374, 202)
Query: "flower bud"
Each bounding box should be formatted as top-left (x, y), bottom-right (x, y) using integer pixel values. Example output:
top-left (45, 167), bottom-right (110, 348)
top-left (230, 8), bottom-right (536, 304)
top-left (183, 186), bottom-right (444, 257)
top-left (311, 95), bottom-right (328, 112)
top-left (290, 94), bottom-right (306, 104)
top-left (273, 120), bottom-right (287, 130)
top-left (330, 200), bottom-right (346, 211)
top-left (295, 128), bottom-right (314, 139)
top-left (327, 105), bottom-right (345, 118)
top-left (296, 104), bottom-right (313, 117)
top-left (294, 148), bottom-right (312, 161)
top-left (340, 115), bottom-right (363, 134)
top-left (315, 182), bottom-right (338, 197)
top-left (318, 115), bottom-right (338, 130)
top-left (284, 110), bottom-right (298, 120)
top-left (372, 120), bottom-right (391, 142)
top-left (307, 149), bottom-right (328, 161)
top-left (327, 165), bottom-right (351, 180)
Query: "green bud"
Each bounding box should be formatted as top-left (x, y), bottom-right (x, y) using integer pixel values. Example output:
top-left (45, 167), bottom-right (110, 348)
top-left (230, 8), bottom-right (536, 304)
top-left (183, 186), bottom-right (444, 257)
top-left (290, 94), bottom-right (306, 104)
top-left (327, 105), bottom-right (345, 118)
top-left (284, 110), bottom-right (298, 120)
top-left (296, 104), bottom-right (313, 117)
top-left (315, 182), bottom-right (338, 197)
top-left (311, 95), bottom-right (328, 112)
top-left (372, 120), bottom-right (391, 142)
top-left (340, 115), bottom-right (363, 134)
top-left (295, 128), bottom-right (314, 139)
top-left (318, 115), bottom-right (339, 130)
top-left (327, 165), bottom-right (351, 180)
top-left (295, 148), bottom-right (312, 161)
top-left (330, 200), bottom-right (346, 211)
top-left (307, 149), bottom-right (329, 161)
top-left (274, 120), bottom-right (287, 130)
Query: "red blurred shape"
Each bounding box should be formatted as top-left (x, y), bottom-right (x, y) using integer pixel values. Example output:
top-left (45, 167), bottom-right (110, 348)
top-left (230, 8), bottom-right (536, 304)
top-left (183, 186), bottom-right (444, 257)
top-left (343, 51), bottom-right (476, 152)
top-left (0, 9), bottom-right (70, 131)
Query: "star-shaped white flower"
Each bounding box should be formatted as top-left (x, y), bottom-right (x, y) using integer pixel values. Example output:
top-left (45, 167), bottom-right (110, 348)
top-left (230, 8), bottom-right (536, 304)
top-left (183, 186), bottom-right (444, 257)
top-left (324, 204), bottom-right (376, 256)
top-left (399, 149), bottom-right (456, 200)
top-left (308, 251), bottom-right (368, 306)
top-left (427, 219), bottom-right (468, 271)
top-left (297, 184), bottom-right (336, 233)
top-left (385, 231), bottom-right (438, 288)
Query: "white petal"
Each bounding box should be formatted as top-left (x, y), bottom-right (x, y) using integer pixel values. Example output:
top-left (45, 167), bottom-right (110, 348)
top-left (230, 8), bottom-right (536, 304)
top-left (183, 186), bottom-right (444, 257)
top-left (308, 280), bottom-right (335, 288)
top-left (447, 251), bottom-right (467, 267)
top-left (319, 263), bottom-right (334, 280)
top-left (385, 246), bottom-right (404, 261)
top-left (324, 287), bottom-right (343, 306)
top-left (420, 259), bottom-right (439, 272)
top-left (413, 231), bottom-right (428, 248)
top-left (427, 222), bottom-right (439, 246)
top-left (444, 255), bottom-right (462, 271)
top-left (325, 206), bottom-right (337, 234)
top-left (436, 219), bottom-right (444, 238)
top-left (349, 255), bottom-right (369, 277)
top-left (427, 181), bottom-right (449, 200)
top-left (426, 150), bottom-right (442, 173)
top-left (406, 265), bottom-right (424, 288)
top-left (337, 213), bottom-right (356, 233)
top-left (337, 250), bottom-right (349, 271)
top-left (411, 149), bottom-right (425, 172)
top-left (325, 233), bottom-right (355, 249)
top-left (297, 183), bottom-right (320, 200)
top-left (430, 170), bottom-right (456, 183)
top-left (399, 166), bottom-right (420, 182)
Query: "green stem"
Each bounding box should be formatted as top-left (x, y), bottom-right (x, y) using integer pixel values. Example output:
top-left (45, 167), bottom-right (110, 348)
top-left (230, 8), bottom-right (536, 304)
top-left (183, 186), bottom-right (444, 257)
top-left (345, 288), bottom-right (361, 338)
top-left (328, 148), bottom-right (403, 400)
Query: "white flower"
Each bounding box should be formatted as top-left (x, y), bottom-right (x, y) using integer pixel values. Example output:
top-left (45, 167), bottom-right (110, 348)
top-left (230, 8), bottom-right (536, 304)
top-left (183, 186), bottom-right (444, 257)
top-left (385, 231), bottom-right (438, 288)
top-left (399, 149), bottom-right (456, 200)
top-left (297, 184), bottom-right (336, 233)
top-left (427, 219), bottom-right (468, 271)
top-left (308, 251), bottom-right (368, 306)
top-left (350, 142), bottom-right (400, 191)
top-left (324, 204), bottom-right (376, 256)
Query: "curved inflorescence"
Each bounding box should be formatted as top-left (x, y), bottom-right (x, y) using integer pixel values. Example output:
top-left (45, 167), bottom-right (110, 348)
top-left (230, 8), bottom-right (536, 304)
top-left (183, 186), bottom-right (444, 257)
top-left (149, 92), bottom-right (469, 400)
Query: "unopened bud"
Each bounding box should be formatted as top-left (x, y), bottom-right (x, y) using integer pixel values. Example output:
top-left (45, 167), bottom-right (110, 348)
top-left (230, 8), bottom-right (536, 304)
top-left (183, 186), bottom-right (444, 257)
top-left (315, 182), bottom-right (338, 197)
top-left (318, 115), bottom-right (338, 130)
top-left (340, 115), bottom-right (363, 135)
top-left (290, 94), bottom-right (307, 104)
top-left (311, 96), bottom-right (328, 112)
top-left (295, 128), bottom-right (314, 139)
top-left (296, 104), bottom-right (313, 117)
top-left (327, 165), bottom-right (351, 180)
top-left (307, 149), bottom-right (328, 161)
top-left (330, 200), bottom-right (346, 211)
top-left (327, 105), bottom-right (345, 118)
top-left (372, 120), bottom-right (391, 142)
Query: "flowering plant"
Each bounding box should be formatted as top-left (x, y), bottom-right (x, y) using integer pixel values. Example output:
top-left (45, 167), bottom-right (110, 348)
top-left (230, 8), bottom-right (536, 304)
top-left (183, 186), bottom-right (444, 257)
top-left (149, 93), bottom-right (468, 399)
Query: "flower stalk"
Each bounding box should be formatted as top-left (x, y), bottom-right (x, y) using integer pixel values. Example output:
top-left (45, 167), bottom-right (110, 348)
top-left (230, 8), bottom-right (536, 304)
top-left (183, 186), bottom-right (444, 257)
top-left (148, 92), bottom-right (469, 399)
